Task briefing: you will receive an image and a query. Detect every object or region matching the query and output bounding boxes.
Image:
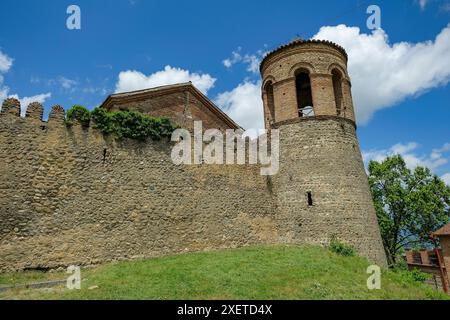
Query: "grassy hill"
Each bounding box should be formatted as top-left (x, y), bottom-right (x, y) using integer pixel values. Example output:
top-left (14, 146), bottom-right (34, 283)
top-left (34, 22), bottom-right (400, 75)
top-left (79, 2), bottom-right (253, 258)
top-left (0, 245), bottom-right (448, 300)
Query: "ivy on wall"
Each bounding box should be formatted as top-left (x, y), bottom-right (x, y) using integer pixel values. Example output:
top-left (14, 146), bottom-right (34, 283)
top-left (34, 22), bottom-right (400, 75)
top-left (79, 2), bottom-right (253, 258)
top-left (65, 105), bottom-right (177, 141)
top-left (65, 105), bottom-right (91, 127)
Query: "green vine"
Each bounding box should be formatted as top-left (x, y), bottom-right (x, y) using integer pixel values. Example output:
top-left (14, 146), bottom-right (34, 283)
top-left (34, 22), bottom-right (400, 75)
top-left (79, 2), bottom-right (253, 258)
top-left (65, 105), bottom-right (177, 140)
top-left (65, 105), bottom-right (91, 127)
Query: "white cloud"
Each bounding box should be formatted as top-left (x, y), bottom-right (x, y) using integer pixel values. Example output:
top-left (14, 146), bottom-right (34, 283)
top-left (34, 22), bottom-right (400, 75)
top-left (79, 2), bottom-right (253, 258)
top-left (419, 0), bottom-right (429, 10)
top-left (30, 76), bottom-right (40, 84)
top-left (82, 86), bottom-right (108, 95)
top-left (9, 93), bottom-right (52, 116)
top-left (391, 142), bottom-right (420, 155)
top-left (115, 65), bottom-right (216, 95)
top-left (442, 173), bottom-right (450, 185)
top-left (313, 23), bottom-right (450, 124)
top-left (58, 76), bottom-right (77, 90)
top-left (0, 49), bottom-right (51, 114)
top-left (222, 47), bottom-right (268, 74)
top-left (0, 50), bottom-right (13, 73)
top-left (217, 47), bottom-right (269, 130)
top-left (245, 54), bottom-right (263, 74)
top-left (434, 142), bottom-right (450, 153)
top-left (0, 50), bottom-right (12, 103)
top-left (223, 48), bottom-right (243, 68)
top-left (0, 83), bottom-right (8, 102)
top-left (362, 142), bottom-right (450, 173)
top-left (215, 80), bottom-right (263, 130)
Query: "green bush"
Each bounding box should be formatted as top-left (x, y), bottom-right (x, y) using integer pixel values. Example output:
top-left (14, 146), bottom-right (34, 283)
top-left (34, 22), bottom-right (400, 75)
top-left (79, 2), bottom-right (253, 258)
top-left (90, 107), bottom-right (114, 134)
top-left (90, 107), bottom-right (177, 141)
top-left (66, 105), bottom-right (91, 127)
top-left (329, 236), bottom-right (356, 257)
top-left (409, 269), bottom-right (429, 282)
top-left (394, 268), bottom-right (430, 283)
top-left (391, 256), bottom-right (409, 271)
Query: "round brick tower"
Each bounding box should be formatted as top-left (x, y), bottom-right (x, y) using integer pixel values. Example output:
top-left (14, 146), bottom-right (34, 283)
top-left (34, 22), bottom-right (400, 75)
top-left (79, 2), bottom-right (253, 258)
top-left (260, 39), bottom-right (387, 266)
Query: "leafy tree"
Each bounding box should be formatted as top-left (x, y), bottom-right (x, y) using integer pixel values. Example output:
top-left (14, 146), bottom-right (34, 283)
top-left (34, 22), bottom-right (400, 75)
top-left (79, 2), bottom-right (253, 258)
top-left (368, 155), bottom-right (450, 267)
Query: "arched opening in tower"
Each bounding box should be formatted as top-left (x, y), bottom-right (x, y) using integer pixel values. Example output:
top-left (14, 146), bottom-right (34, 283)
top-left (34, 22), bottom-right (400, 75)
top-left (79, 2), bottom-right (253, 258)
top-left (264, 81), bottom-right (275, 123)
top-left (332, 69), bottom-right (343, 116)
top-left (295, 71), bottom-right (313, 117)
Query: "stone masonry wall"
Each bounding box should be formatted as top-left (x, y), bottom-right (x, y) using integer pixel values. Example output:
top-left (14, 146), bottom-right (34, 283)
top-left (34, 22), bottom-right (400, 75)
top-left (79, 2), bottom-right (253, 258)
top-left (0, 104), bottom-right (276, 272)
top-left (0, 100), bottom-right (387, 271)
top-left (272, 116), bottom-right (387, 267)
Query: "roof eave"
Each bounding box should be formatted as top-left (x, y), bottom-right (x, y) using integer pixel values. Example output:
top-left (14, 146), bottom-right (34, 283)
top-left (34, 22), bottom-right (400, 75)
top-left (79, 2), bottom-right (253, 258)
top-left (259, 39), bottom-right (348, 73)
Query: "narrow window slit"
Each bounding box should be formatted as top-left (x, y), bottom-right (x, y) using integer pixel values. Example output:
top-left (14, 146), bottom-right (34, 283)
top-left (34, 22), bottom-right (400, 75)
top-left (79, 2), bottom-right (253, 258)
top-left (332, 69), bottom-right (343, 116)
top-left (307, 191), bottom-right (313, 206)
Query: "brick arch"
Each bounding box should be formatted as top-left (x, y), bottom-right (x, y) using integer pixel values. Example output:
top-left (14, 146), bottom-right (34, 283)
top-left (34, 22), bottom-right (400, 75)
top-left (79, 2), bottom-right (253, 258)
top-left (294, 69), bottom-right (314, 117)
top-left (263, 80), bottom-right (275, 124)
top-left (262, 75), bottom-right (276, 92)
top-left (288, 62), bottom-right (316, 77)
top-left (331, 68), bottom-right (344, 116)
top-left (327, 63), bottom-right (349, 80)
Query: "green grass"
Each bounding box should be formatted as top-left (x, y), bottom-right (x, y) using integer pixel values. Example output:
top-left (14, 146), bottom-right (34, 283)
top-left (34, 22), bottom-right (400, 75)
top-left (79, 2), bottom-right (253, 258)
top-left (0, 270), bottom-right (65, 286)
top-left (0, 245), bottom-right (447, 300)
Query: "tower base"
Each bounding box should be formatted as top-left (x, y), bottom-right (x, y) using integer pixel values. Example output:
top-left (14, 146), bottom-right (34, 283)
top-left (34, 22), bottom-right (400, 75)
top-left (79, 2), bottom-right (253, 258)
top-left (272, 116), bottom-right (387, 267)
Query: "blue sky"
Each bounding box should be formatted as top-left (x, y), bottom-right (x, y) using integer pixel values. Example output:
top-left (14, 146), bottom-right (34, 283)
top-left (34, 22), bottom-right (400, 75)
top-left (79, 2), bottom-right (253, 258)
top-left (0, 0), bottom-right (449, 182)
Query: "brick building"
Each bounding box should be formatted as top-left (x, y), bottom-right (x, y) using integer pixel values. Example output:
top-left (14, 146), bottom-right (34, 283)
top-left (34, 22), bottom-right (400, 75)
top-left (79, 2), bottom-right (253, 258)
top-left (432, 223), bottom-right (450, 291)
top-left (100, 82), bottom-right (240, 131)
top-left (405, 223), bottom-right (450, 293)
top-left (405, 249), bottom-right (447, 291)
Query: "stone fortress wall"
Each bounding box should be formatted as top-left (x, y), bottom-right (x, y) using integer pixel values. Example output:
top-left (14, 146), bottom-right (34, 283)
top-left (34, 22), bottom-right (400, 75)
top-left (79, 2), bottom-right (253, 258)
top-left (0, 39), bottom-right (388, 272)
top-left (0, 100), bottom-right (277, 272)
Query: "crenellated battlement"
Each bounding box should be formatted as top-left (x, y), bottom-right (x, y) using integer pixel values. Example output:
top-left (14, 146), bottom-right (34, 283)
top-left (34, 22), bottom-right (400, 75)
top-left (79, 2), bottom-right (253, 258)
top-left (25, 102), bottom-right (44, 120)
top-left (1, 99), bottom-right (66, 126)
top-left (1, 98), bottom-right (21, 116)
top-left (48, 105), bottom-right (66, 125)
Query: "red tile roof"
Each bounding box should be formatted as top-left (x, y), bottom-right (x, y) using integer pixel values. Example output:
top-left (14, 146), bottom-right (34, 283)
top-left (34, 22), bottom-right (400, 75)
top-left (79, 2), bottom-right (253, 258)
top-left (260, 38), bottom-right (348, 73)
top-left (99, 82), bottom-right (241, 130)
top-left (432, 223), bottom-right (450, 237)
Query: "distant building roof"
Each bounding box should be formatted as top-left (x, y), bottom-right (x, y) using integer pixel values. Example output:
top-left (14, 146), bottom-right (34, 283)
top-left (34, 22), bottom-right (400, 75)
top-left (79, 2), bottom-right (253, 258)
top-left (432, 223), bottom-right (450, 237)
top-left (99, 82), bottom-right (241, 130)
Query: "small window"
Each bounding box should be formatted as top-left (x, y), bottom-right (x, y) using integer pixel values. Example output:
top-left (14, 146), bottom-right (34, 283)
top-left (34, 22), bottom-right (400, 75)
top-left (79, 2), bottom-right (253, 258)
top-left (295, 70), bottom-right (314, 118)
top-left (428, 252), bottom-right (439, 266)
top-left (412, 252), bottom-right (423, 264)
top-left (264, 81), bottom-right (275, 123)
top-left (307, 192), bottom-right (313, 206)
top-left (332, 69), bottom-right (343, 116)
